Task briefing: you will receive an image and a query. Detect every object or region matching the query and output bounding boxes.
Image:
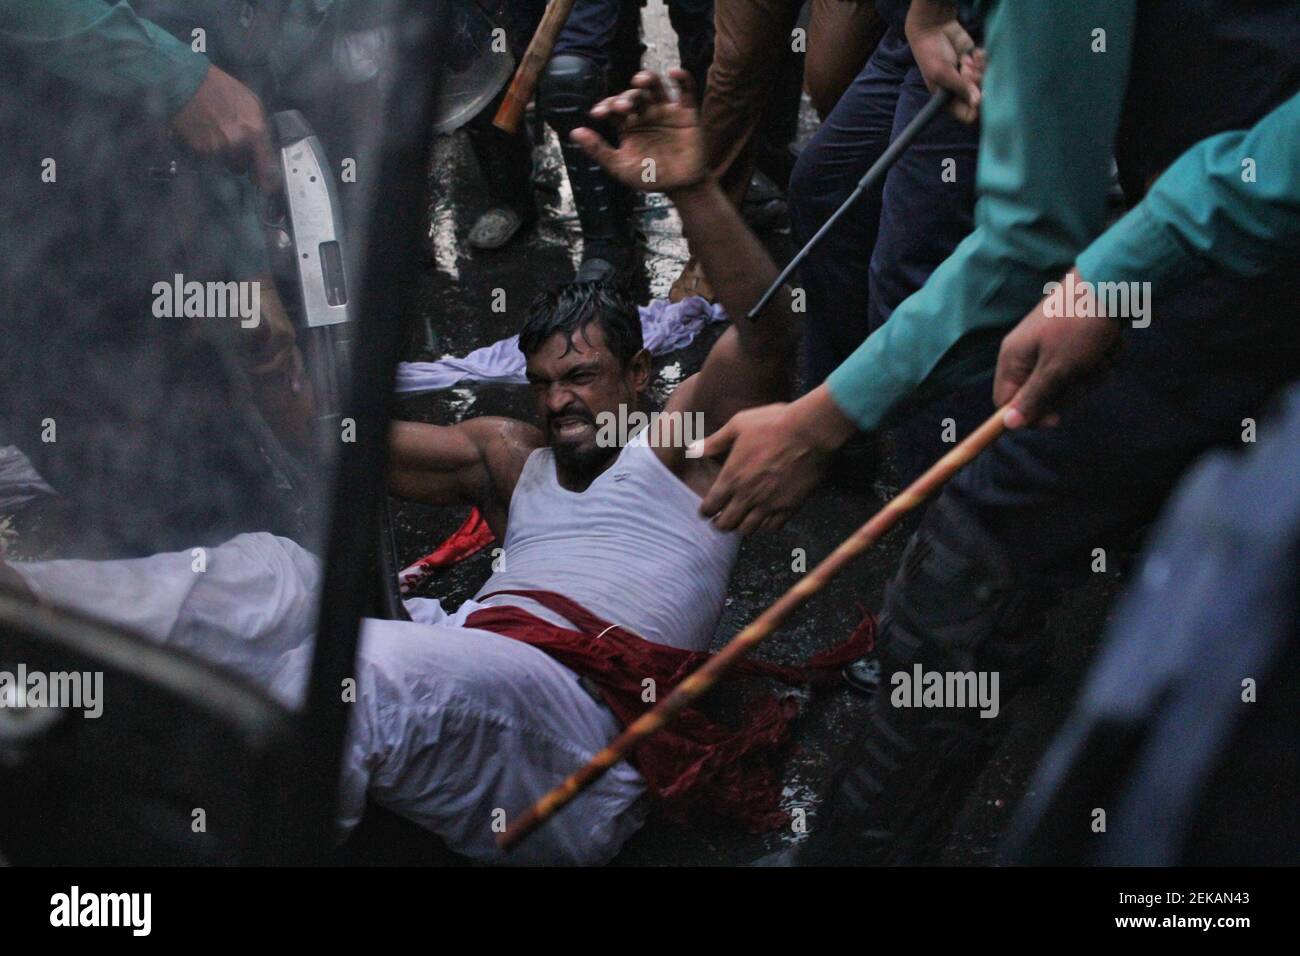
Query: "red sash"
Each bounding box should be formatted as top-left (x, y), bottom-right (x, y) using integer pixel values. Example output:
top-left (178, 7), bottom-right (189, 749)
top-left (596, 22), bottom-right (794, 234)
top-left (465, 588), bottom-right (874, 832)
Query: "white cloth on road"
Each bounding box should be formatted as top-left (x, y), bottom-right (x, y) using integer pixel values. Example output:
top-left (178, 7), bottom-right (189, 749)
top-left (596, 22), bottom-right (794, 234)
top-left (393, 295), bottom-right (727, 394)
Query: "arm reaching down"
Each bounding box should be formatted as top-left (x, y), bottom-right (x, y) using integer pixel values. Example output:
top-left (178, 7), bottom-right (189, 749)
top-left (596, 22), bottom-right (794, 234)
top-left (996, 89), bottom-right (1300, 429)
top-left (0, 0), bottom-right (209, 116)
top-left (1, 0), bottom-right (279, 193)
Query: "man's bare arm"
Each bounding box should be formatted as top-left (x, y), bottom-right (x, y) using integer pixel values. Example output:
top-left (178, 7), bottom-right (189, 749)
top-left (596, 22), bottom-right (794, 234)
top-left (387, 417), bottom-right (540, 536)
top-left (668, 181), bottom-right (800, 426)
top-left (573, 70), bottom-right (800, 429)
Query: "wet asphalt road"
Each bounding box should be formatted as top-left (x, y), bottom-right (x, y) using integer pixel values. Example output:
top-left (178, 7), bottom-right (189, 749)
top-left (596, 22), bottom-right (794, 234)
top-left (391, 3), bottom-right (1120, 865)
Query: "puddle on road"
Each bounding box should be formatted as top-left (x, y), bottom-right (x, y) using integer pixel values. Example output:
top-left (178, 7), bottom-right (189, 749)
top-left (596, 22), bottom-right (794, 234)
top-left (444, 386), bottom-right (478, 417)
top-left (427, 138), bottom-right (463, 284)
top-left (651, 360), bottom-right (686, 404)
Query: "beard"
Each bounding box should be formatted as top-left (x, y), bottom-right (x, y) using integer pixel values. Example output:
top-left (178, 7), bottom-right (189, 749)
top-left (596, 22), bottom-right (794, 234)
top-left (551, 437), bottom-right (615, 479)
top-left (548, 404), bottom-right (616, 481)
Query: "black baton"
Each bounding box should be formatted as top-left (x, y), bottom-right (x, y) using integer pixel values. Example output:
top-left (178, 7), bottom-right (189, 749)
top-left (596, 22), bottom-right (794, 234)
top-left (747, 86), bottom-right (954, 321)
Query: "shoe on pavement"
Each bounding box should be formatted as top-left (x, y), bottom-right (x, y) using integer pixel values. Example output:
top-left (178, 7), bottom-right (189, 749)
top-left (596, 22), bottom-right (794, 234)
top-left (468, 206), bottom-right (533, 251)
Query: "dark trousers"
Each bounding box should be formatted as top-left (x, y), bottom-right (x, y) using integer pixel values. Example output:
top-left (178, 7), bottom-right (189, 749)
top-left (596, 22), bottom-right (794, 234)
top-left (1006, 380), bottom-right (1300, 865)
top-left (463, 1), bottom-right (547, 215)
top-left (555, 0), bottom-right (715, 83)
top-left (946, 291), bottom-right (1300, 584)
top-left (465, 88), bottom-right (537, 216)
top-left (824, 271), bottom-right (1300, 865)
top-left (539, 0), bottom-right (713, 264)
top-left (788, 26), bottom-right (985, 481)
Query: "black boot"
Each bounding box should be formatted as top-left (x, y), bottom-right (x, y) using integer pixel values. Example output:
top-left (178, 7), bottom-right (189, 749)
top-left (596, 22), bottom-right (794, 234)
top-left (799, 675), bottom-right (996, 865)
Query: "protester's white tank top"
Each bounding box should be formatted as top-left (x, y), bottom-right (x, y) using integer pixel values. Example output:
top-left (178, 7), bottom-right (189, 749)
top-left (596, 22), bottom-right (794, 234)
top-left (473, 429), bottom-right (740, 652)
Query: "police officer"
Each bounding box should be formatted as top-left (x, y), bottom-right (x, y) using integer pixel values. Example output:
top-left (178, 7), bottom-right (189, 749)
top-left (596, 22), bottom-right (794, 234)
top-left (0, 0), bottom-right (320, 556)
top-left (697, 0), bottom-right (1300, 863)
top-left (538, 0), bottom-right (715, 282)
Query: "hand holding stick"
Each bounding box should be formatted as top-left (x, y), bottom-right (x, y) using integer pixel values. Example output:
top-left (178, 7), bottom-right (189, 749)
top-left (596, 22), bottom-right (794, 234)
top-left (498, 407), bottom-right (1008, 851)
top-left (492, 0), bottom-right (578, 133)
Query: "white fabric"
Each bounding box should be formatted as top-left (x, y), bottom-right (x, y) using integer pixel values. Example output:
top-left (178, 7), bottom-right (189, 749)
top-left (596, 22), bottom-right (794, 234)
top-left (0, 445), bottom-right (55, 513)
top-left (8, 430), bottom-right (739, 864)
top-left (348, 606), bottom-right (647, 865)
top-left (475, 430), bottom-right (740, 652)
top-left (13, 534), bottom-right (646, 865)
top-left (393, 296), bottom-right (728, 394)
top-left (10, 534), bottom-right (319, 709)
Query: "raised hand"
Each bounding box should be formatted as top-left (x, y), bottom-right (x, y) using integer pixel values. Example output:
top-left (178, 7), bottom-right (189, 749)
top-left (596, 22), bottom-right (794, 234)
top-left (570, 68), bottom-right (709, 194)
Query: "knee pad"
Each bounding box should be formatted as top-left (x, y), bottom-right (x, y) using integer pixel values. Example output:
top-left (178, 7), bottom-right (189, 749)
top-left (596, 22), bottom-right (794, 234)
top-left (876, 494), bottom-right (1056, 680)
top-left (539, 54), bottom-right (606, 136)
top-left (538, 52), bottom-right (633, 252)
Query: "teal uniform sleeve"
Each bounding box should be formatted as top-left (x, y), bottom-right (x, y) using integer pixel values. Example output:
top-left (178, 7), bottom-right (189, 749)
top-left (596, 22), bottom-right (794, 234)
top-left (826, 0), bottom-right (1137, 429)
top-left (0, 0), bottom-right (210, 117)
top-left (1077, 90), bottom-right (1300, 293)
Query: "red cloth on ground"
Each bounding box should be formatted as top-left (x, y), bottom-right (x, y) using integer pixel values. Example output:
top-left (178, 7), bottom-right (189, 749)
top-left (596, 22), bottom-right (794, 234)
top-left (398, 508), bottom-right (495, 592)
top-left (464, 588), bottom-right (876, 832)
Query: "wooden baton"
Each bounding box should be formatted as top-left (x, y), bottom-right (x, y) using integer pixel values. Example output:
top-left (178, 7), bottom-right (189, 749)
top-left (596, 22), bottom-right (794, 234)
top-left (498, 407), bottom-right (1010, 851)
top-left (492, 0), bottom-right (579, 134)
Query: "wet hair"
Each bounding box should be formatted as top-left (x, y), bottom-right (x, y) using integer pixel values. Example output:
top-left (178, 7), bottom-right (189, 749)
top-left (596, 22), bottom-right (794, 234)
top-left (518, 280), bottom-right (643, 367)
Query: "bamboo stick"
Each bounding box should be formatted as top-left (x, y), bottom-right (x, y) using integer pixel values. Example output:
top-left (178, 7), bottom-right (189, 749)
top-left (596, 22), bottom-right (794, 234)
top-left (499, 408), bottom-right (1009, 851)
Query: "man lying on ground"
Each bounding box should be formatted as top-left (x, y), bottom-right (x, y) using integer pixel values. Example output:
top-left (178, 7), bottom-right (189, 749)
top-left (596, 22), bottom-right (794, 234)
top-left (5, 69), bottom-right (830, 865)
